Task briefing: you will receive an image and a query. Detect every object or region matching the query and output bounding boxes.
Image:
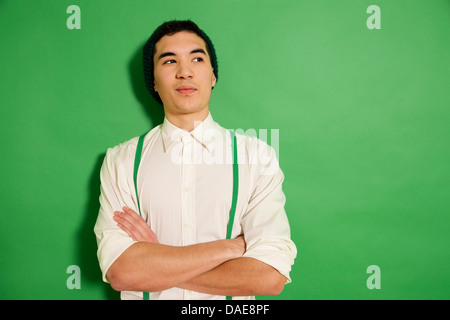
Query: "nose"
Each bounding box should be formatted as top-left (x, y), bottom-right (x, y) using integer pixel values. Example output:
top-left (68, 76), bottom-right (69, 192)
top-left (176, 60), bottom-right (193, 79)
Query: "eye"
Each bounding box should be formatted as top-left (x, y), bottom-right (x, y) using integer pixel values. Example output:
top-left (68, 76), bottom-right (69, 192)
top-left (163, 59), bottom-right (176, 65)
top-left (193, 57), bottom-right (204, 62)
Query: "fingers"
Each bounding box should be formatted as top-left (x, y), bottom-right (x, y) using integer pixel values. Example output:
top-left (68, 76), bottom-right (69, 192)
top-left (113, 207), bottom-right (159, 243)
top-left (114, 209), bottom-right (144, 241)
top-left (115, 220), bottom-right (138, 241)
top-left (114, 207), bottom-right (145, 238)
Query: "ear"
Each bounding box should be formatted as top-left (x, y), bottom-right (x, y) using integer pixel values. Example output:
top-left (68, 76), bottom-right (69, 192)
top-left (153, 80), bottom-right (158, 92)
top-left (211, 71), bottom-right (217, 88)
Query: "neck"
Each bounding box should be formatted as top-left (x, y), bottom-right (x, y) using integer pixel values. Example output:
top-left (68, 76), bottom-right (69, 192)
top-left (164, 107), bottom-right (210, 132)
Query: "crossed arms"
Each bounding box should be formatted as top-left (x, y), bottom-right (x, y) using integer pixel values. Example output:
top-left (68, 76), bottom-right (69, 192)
top-left (106, 207), bottom-right (287, 296)
top-left (96, 141), bottom-right (296, 297)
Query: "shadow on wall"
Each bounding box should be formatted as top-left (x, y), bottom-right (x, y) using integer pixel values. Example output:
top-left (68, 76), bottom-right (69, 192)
top-left (129, 39), bottom-right (165, 130)
top-left (77, 41), bottom-right (164, 299)
top-left (79, 152), bottom-right (118, 299)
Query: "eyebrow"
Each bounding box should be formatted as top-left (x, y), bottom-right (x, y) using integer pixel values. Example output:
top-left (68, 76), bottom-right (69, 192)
top-left (158, 48), bottom-right (207, 60)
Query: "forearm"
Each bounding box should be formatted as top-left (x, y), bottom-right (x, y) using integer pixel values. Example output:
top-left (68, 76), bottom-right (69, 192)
top-left (107, 239), bottom-right (242, 292)
top-left (177, 257), bottom-right (287, 296)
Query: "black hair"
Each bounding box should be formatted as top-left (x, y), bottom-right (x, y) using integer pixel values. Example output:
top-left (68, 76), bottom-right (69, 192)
top-left (143, 20), bottom-right (218, 105)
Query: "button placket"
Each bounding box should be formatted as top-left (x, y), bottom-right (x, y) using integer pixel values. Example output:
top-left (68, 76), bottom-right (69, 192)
top-left (180, 135), bottom-right (196, 246)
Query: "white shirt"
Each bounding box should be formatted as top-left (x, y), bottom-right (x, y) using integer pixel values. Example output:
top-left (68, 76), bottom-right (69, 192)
top-left (94, 112), bottom-right (297, 300)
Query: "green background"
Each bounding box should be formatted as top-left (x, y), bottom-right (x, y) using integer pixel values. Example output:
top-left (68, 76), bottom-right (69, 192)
top-left (0, 0), bottom-right (449, 300)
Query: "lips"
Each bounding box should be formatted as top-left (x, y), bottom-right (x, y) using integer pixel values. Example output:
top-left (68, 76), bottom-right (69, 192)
top-left (176, 85), bottom-right (197, 95)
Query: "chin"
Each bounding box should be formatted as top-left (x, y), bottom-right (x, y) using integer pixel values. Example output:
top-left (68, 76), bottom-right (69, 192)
top-left (174, 99), bottom-right (205, 113)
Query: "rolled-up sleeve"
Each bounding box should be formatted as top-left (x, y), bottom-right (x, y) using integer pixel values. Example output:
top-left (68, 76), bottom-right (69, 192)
top-left (94, 142), bottom-right (139, 283)
top-left (241, 139), bottom-right (297, 283)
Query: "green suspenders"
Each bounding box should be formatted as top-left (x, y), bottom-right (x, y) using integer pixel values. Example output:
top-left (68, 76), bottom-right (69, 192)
top-left (133, 130), bottom-right (239, 301)
top-left (226, 129), bottom-right (239, 301)
top-left (133, 134), bottom-right (145, 218)
top-left (133, 133), bottom-right (148, 300)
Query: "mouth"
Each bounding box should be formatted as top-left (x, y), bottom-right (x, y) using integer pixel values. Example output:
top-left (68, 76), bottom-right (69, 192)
top-left (176, 85), bottom-right (197, 95)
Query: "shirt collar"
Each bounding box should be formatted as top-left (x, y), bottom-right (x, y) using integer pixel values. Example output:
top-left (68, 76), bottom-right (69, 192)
top-left (160, 112), bottom-right (222, 153)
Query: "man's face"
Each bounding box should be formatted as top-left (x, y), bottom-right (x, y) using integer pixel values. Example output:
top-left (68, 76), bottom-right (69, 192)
top-left (153, 31), bottom-right (217, 116)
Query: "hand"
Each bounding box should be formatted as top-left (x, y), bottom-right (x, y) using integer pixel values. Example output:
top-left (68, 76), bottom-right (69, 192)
top-left (113, 206), bottom-right (159, 243)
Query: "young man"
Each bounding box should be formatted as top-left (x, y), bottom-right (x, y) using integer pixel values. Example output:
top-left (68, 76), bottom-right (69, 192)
top-left (94, 20), bottom-right (297, 300)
